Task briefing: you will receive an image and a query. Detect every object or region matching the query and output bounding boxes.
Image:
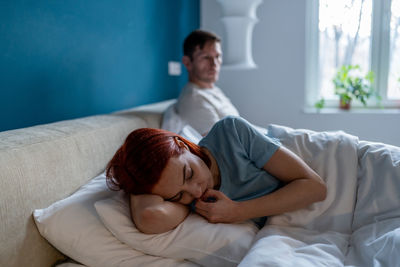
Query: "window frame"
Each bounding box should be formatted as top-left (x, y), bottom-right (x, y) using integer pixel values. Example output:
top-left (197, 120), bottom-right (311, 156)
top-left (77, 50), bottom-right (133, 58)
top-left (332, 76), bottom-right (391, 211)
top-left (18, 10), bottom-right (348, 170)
top-left (305, 0), bottom-right (400, 109)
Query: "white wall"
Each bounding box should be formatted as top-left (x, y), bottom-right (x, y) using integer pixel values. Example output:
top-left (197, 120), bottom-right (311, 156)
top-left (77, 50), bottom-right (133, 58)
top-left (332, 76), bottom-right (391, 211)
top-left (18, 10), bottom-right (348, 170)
top-left (201, 0), bottom-right (399, 146)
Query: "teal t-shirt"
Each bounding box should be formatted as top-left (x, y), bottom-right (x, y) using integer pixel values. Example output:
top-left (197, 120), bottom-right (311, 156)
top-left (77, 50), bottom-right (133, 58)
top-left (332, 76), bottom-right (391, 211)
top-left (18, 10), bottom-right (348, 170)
top-left (198, 116), bottom-right (282, 226)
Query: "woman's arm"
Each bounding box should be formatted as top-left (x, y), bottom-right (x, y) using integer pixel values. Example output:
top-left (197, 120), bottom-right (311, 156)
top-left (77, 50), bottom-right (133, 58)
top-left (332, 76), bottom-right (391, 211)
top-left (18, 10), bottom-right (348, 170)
top-left (195, 146), bottom-right (327, 223)
top-left (130, 194), bottom-right (190, 234)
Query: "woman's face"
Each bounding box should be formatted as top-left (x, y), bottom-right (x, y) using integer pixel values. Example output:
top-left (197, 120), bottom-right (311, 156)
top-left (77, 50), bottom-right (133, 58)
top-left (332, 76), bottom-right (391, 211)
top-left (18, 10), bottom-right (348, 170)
top-left (151, 148), bottom-right (214, 205)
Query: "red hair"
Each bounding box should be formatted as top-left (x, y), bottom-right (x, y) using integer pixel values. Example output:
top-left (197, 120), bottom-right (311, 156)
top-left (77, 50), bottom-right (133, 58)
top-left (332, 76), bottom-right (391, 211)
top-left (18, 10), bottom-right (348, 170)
top-left (106, 128), bottom-right (210, 195)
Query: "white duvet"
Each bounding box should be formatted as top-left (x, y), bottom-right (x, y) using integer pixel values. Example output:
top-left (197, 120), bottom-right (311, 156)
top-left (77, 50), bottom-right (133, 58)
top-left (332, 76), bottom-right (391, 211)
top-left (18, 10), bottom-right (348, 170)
top-left (161, 108), bottom-right (400, 266)
top-left (239, 124), bottom-right (400, 267)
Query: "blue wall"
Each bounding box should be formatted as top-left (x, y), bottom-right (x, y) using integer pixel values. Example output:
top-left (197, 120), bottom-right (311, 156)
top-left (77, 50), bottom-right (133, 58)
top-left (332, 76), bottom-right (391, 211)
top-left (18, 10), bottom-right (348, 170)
top-left (0, 0), bottom-right (199, 131)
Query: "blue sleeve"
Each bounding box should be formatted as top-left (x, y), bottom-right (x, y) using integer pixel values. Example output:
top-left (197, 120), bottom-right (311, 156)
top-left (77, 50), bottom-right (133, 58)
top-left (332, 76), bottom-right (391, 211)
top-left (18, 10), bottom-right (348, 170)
top-left (216, 116), bottom-right (281, 168)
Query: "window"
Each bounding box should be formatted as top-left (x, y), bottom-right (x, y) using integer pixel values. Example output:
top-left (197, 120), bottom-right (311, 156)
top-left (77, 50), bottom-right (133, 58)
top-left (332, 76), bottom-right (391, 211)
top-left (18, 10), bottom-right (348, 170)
top-left (305, 0), bottom-right (400, 109)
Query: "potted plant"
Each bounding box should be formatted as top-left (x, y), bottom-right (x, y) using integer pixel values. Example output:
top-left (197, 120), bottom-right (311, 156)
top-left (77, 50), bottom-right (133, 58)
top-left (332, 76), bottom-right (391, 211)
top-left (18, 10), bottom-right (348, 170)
top-left (332, 64), bottom-right (379, 109)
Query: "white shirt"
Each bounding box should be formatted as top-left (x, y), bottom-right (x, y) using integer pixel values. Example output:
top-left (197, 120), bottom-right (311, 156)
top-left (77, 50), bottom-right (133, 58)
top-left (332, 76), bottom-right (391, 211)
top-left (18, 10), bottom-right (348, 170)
top-left (175, 82), bottom-right (239, 135)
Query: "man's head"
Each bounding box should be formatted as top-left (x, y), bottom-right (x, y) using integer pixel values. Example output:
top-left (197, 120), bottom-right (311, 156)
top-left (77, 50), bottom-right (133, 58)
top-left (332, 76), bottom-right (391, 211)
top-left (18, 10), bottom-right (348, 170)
top-left (182, 30), bottom-right (222, 88)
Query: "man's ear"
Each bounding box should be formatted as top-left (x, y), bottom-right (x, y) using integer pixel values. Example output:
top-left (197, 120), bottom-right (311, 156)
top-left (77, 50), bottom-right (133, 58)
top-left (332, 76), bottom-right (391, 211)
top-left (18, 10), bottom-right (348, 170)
top-left (182, 55), bottom-right (191, 70)
top-left (174, 137), bottom-right (189, 150)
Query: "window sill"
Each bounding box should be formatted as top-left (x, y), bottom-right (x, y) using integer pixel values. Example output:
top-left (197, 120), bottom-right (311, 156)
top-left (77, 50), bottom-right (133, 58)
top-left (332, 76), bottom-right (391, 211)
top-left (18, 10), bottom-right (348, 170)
top-left (303, 107), bottom-right (400, 114)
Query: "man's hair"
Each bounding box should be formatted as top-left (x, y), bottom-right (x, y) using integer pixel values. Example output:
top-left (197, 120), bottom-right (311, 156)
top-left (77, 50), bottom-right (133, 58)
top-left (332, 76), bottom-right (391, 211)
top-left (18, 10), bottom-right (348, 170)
top-left (183, 30), bottom-right (221, 60)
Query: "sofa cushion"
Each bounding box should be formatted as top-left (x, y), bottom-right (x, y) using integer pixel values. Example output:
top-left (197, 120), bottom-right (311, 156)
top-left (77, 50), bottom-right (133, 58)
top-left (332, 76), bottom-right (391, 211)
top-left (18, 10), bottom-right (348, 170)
top-left (1, 100), bottom-right (169, 267)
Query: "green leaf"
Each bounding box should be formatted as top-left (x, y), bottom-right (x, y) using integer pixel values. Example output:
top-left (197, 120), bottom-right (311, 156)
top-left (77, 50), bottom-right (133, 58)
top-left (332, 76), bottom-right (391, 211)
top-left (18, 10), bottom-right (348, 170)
top-left (332, 64), bottom-right (378, 107)
top-left (314, 98), bottom-right (325, 109)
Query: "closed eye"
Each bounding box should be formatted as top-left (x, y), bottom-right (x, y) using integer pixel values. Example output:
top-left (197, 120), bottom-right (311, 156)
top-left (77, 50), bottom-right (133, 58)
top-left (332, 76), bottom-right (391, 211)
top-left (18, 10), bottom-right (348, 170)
top-left (166, 192), bottom-right (183, 202)
top-left (165, 164), bottom-right (189, 202)
top-left (186, 168), bottom-right (193, 181)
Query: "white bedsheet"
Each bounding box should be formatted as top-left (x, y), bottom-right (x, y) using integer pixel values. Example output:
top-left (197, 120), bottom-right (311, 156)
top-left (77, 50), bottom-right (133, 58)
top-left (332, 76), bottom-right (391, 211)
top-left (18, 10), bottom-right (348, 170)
top-left (239, 124), bottom-right (400, 267)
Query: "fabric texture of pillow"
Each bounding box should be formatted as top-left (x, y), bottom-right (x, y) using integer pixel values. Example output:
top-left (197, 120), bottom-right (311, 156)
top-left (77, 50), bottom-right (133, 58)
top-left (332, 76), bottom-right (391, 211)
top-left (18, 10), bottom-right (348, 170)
top-left (95, 192), bottom-right (258, 267)
top-left (161, 103), bottom-right (185, 134)
top-left (33, 173), bottom-right (196, 267)
top-left (179, 124), bottom-right (203, 144)
top-left (161, 103), bottom-right (202, 144)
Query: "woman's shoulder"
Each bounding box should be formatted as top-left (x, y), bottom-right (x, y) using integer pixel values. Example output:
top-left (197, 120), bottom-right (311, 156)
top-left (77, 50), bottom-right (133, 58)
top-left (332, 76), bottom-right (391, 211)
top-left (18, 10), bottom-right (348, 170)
top-left (214, 116), bottom-right (251, 130)
top-left (201, 116), bottom-right (253, 144)
top-left (200, 116), bottom-right (242, 143)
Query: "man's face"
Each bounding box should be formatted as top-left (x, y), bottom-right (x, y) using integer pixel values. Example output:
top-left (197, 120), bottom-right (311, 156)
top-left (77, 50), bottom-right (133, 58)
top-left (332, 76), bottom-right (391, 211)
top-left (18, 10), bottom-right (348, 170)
top-left (184, 41), bottom-right (222, 88)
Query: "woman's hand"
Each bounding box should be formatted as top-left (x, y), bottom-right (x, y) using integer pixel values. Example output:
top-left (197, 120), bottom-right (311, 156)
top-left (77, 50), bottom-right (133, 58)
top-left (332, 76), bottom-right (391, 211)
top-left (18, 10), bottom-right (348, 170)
top-left (196, 146), bottom-right (327, 224)
top-left (194, 189), bottom-right (241, 223)
top-left (130, 194), bottom-right (190, 234)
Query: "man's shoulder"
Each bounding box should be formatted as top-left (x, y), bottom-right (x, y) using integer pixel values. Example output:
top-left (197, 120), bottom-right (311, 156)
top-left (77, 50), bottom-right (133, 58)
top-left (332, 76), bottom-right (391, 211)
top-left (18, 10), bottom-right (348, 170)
top-left (181, 82), bottom-right (222, 93)
top-left (178, 83), bottom-right (216, 103)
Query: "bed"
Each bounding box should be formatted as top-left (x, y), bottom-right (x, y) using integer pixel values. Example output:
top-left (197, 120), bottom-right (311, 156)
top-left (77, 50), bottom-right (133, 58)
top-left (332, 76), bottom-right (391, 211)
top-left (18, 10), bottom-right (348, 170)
top-left (2, 100), bottom-right (398, 267)
top-left (38, 114), bottom-right (400, 267)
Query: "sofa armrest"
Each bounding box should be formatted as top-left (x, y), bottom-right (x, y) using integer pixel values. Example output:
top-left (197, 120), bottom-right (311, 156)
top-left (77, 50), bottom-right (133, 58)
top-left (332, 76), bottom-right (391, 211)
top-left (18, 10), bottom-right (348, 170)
top-left (0, 100), bottom-right (172, 267)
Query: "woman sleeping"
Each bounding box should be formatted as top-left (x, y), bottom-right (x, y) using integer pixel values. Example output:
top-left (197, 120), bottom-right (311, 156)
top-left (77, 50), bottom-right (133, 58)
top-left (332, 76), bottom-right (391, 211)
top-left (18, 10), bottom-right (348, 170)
top-left (105, 116), bottom-right (327, 234)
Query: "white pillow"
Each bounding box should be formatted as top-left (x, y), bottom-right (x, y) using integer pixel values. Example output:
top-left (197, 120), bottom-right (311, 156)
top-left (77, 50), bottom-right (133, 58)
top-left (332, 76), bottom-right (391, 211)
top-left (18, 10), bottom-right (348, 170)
top-left (33, 173), bottom-right (197, 267)
top-left (161, 103), bottom-right (185, 134)
top-left (95, 192), bottom-right (258, 267)
top-left (161, 103), bottom-right (202, 144)
top-left (179, 124), bottom-right (202, 144)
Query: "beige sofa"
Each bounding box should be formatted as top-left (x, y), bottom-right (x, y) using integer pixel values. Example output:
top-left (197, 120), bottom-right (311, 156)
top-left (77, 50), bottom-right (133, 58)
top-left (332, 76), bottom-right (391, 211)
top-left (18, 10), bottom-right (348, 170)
top-left (0, 100), bottom-right (173, 267)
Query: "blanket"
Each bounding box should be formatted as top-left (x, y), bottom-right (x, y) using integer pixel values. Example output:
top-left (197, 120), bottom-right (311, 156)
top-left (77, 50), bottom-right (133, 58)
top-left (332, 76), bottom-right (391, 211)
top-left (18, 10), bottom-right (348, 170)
top-left (239, 124), bottom-right (400, 267)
